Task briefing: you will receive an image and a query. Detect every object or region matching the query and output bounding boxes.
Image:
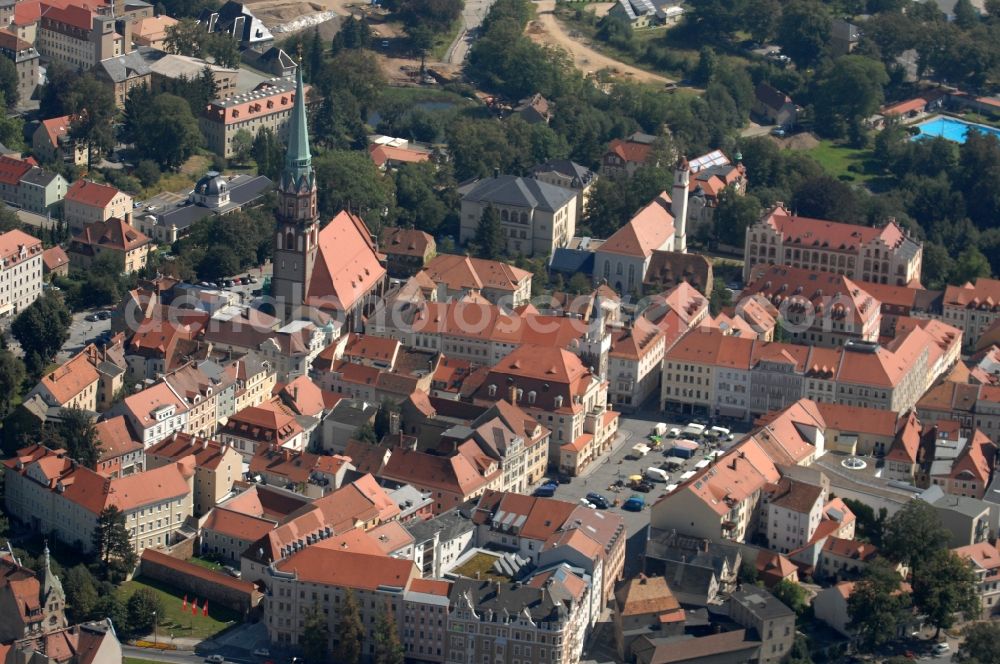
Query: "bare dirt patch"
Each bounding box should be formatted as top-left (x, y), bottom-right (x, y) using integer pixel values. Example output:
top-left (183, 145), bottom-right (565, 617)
top-left (774, 133), bottom-right (820, 150)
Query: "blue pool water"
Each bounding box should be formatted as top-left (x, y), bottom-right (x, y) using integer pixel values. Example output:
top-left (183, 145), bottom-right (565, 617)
top-left (913, 116), bottom-right (1000, 143)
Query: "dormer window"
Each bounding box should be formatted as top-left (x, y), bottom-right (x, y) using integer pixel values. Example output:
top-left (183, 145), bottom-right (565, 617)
top-left (488, 384), bottom-right (497, 397)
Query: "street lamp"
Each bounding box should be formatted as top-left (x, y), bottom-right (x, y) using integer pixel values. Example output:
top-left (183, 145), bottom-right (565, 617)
top-left (152, 611), bottom-right (157, 646)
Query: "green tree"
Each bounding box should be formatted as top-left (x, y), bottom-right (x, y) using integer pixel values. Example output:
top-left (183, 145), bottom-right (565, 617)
top-left (843, 498), bottom-right (886, 546)
top-left (355, 422), bottom-right (377, 444)
top-left (714, 190), bottom-right (761, 247)
top-left (230, 129), bottom-right (254, 165)
top-left (92, 593), bottom-right (128, 633)
top-left (738, 559), bottom-right (759, 584)
top-left (0, 56), bottom-right (18, 107)
top-left (374, 401), bottom-right (397, 440)
top-left (198, 245), bottom-right (240, 282)
top-left (474, 204), bottom-right (504, 260)
top-left (813, 56), bottom-right (889, 143)
top-left (881, 500), bottom-right (949, 571)
top-left (373, 605), bottom-right (404, 664)
top-left (952, 246), bottom-right (992, 283)
top-left (164, 18), bottom-right (203, 56)
top-left (11, 292), bottom-right (71, 377)
top-left (91, 506), bottom-right (137, 579)
top-left (67, 76), bottom-right (117, 156)
top-left (301, 604), bottom-right (331, 663)
top-left (129, 93), bottom-right (203, 170)
top-left (777, 0), bottom-right (832, 68)
top-left (314, 150), bottom-right (395, 224)
top-left (53, 408), bottom-right (102, 469)
top-left (63, 564), bottom-right (99, 621)
top-left (253, 127), bottom-right (284, 181)
top-left (333, 588), bottom-right (364, 664)
top-left (694, 46), bottom-right (718, 86)
top-left (134, 159), bottom-right (161, 188)
top-left (791, 175), bottom-right (863, 223)
top-left (913, 549), bottom-right (980, 637)
top-left (0, 350), bottom-right (25, 417)
top-left (771, 579), bottom-right (809, 615)
top-left (957, 622), bottom-right (1000, 664)
top-left (126, 587), bottom-right (164, 638)
top-left (955, 0), bottom-right (979, 28)
top-left (394, 162), bottom-right (450, 234)
top-left (743, 0), bottom-right (780, 43)
top-left (847, 558), bottom-right (908, 652)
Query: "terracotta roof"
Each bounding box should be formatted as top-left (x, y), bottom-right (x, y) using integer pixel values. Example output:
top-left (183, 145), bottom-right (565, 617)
top-left (822, 536), bottom-right (879, 561)
top-left (41, 3), bottom-right (95, 31)
top-left (368, 143), bottom-right (431, 168)
top-left (276, 375), bottom-right (330, 418)
top-left (146, 433), bottom-right (239, 471)
top-left (343, 333), bottom-right (400, 364)
top-left (0, 229), bottom-right (42, 266)
top-left (473, 490), bottom-right (579, 542)
top-left (121, 382), bottom-right (188, 430)
top-left (222, 401), bottom-right (302, 444)
top-left (955, 540), bottom-right (1000, 571)
top-left (422, 254), bottom-right (531, 293)
top-left (665, 329), bottom-right (754, 369)
top-left (42, 246), bottom-right (68, 272)
top-left (275, 544), bottom-right (416, 590)
top-left (37, 350), bottom-right (99, 405)
top-left (745, 264), bottom-right (879, 326)
top-left (883, 98), bottom-right (928, 116)
top-left (141, 549), bottom-right (257, 594)
top-left (94, 416), bottom-right (142, 462)
top-left (606, 138), bottom-right (652, 164)
top-left (948, 430), bottom-right (995, 484)
top-left (814, 402), bottom-right (899, 437)
top-left (306, 211), bottom-right (385, 314)
top-left (1, 553), bottom-right (40, 624)
top-left (0, 155), bottom-right (32, 186)
top-left (379, 226), bottom-right (434, 258)
top-left (202, 507), bottom-right (275, 542)
top-left (65, 179), bottom-right (125, 209)
top-left (382, 447), bottom-right (498, 496)
top-left (609, 318), bottom-right (664, 361)
top-left (644, 251), bottom-right (713, 293)
top-left (38, 114), bottom-right (73, 148)
top-left (768, 477), bottom-right (823, 513)
top-left (71, 218), bottom-right (149, 255)
top-left (409, 578), bottom-right (451, 596)
top-left (944, 278), bottom-right (1000, 310)
top-left (131, 15), bottom-right (177, 41)
top-left (599, 192), bottom-right (674, 258)
top-left (762, 204), bottom-right (907, 253)
top-left (248, 446), bottom-right (351, 484)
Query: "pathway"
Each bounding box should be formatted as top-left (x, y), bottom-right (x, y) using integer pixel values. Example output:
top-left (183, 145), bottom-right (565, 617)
top-left (528, 0), bottom-right (672, 85)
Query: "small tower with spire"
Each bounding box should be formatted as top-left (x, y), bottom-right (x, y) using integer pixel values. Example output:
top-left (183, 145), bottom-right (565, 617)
top-left (271, 61), bottom-right (319, 322)
top-left (40, 541), bottom-right (67, 632)
top-left (671, 156), bottom-right (690, 254)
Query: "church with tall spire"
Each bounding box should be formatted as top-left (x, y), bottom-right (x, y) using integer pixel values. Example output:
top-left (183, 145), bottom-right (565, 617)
top-left (269, 66), bottom-right (386, 329)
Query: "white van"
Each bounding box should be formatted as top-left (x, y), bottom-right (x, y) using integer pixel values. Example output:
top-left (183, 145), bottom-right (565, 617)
top-left (632, 443), bottom-right (650, 457)
top-left (667, 427), bottom-right (681, 438)
top-left (645, 467), bottom-right (669, 483)
top-left (653, 422), bottom-right (668, 436)
top-left (710, 426), bottom-right (731, 440)
top-left (684, 423), bottom-right (706, 437)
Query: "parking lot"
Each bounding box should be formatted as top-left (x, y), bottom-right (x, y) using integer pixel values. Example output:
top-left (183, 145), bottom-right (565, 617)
top-left (529, 411), bottom-right (750, 576)
top-left (57, 309), bottom-right (113, 363)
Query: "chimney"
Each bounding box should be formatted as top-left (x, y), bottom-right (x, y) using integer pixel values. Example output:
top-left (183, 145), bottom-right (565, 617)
top-left (509, 385), bottom-right (517, 403)
top-left (292, 386), bottom-right (298, 402)
top-left (701, 539), bottom-right (709, 552)
top-left (282, 448), bottom-right (292, 463)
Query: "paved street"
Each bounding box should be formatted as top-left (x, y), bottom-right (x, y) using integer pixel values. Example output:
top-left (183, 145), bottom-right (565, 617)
top-left (529, 410), bottom-right (749, 577)
top-left (444, 0), bottom-right (497, 65)
top-left (56, 309), bottom-right (112, 363)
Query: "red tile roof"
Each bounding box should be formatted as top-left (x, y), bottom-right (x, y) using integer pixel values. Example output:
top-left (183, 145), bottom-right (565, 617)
top-left (306, 211), bottom-right (385, 314)
top-left (422, 254), bottom-right (531, 293)
top-left (0, 155), bottom-right (33, 186)
top-left (38, 114), bottom-right (73, 148)
top-left (598, 192), bottom-right (674, 258)
top-left (38, 350), bottom-right (99, 404)
top-left (607, 138), bottom-right (652, 165)
top-left (762, 205), bottom-right (906, 253)
top-left (65, 179), bottom-right (124, 209)
top-left (71, 218), bottom-right (149, 253)
top-left (379, 226), bottom-right (434, 258)
top-left (42, 246), bottom-right (68, 272)
top-left (94, 415), bottom-right (142, 462)
top-left (944, 278), bottom-right (1000, 310)
top-left (368, 143), bottom-right (431, 168)
top-left (202, 507), bottom-right (275, 542)
top-left (275, 544), bottom-right (416, 590)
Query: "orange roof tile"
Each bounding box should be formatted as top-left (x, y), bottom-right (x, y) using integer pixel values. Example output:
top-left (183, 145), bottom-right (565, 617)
top-left (598, 192), bottom-right (674, 258)
top-left (275, 546), bottom-right (416, 591)
top-left (38, 351), bottom-right (99, 405)
top-left (306, 211), bottom-right (385, 314)
top-left (65, 179), bottom-right (124, 209)
top-left (0, 155), bottom-right (33, 186)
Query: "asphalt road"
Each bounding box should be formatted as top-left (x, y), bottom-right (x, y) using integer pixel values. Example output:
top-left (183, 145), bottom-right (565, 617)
top-left (57, 309), bottom-right (112, 363)
top-left (529, 411), bottom-right (749, 577)
top-left (123, 646), bottom-right (204, 664)
top-left (444, 0), bottom-right (497, 65)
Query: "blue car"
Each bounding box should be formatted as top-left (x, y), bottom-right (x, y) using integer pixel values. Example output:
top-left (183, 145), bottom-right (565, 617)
top-left (533, 483), bottom-right (558, 498)
top-left (622, 495), bottom-right (645, 512)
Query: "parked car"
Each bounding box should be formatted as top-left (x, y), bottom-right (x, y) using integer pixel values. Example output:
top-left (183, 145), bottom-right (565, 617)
top-left (932, 643), bottom-right (950, 655)
top-left (771, 127), bottom-right (786, 137)
top-left (249, 276), bottom-right (258, 283)
top-left (623, 495), bottom-right (645, 512)
top-left (85, 313), bottom-right (99, 322)
top-left (586, 492), bottom-right (609, 509)
top-left (206, 656), bottom-right (225, 663)
top-left (96, 310), bottom-right (111, 320)
top-left (253, 649), bottom-right (270, 658)
top-left (631, 481), bottom-right (653, 493)
top-left (579, 498), bottom-right (595, 509)
top-left (533, 483), bottom-right (557, 498)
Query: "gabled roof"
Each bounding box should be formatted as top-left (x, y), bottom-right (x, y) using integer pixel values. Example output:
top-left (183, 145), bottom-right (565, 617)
top-left (65, 179), bottom-right (125, 209)
top-left (71, 218), bottom-right (150, 254)
top-left (422, 253), bottom-right (531, 293)
top-left (94, 416), bottom-right (142, 462)
top-left (37, 350), bottom-right (100, 405)
top-left (42, 246), bottom-right (68, 272)
top-left (599, 192), bottom-right (674, 258)
top-left (606, 137), bottom-right (653, 164)
top-left (0, 155), bottom-right (33, 186)
top-left (379, 226), bottom-right (434, 258)
top-left (755, 82), bottom-right (793, 111)
top-left (760, 204), bottom-right (910, 253)
top-left (306, 211), bottom-right (385, 313)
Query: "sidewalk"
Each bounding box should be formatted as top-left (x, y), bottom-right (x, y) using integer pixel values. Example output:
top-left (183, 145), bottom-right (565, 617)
top-left (577, 429), bottom-right (633, 481)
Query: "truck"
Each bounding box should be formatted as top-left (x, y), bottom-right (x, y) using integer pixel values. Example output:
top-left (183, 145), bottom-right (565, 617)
top-left (708, 426), bottom-right (731, 440)
top-left (645, 467), bottom-right (669, 482)
top-left (684, 423), bottom-right (706, 437)
top-left (652, 422), bottom-right (668, 436)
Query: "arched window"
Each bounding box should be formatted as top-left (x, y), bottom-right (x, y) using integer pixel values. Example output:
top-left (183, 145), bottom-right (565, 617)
top-left (520, 212), bottom-right (528, 223)
top-left (616, 262), bottom-right (623, 275)
top-left (501, 210), bottom-right (509, 221)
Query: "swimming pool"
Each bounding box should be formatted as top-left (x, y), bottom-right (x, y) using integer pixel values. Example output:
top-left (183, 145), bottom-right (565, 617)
top-left (913, 116), bottom-right (1000, 143)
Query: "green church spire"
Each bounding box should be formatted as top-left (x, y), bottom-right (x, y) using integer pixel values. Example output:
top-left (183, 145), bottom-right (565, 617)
top-left (283, 63), bottom-right (312, 189)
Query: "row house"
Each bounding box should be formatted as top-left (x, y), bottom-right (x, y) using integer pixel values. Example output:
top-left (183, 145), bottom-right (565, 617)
top-left (162, 360), bottom-right (237, 438)
top-left (218, 400), bottom-right (304, 463)
top-left (3, 444), bottom-right (194, 555)
top-left (0, 229), bottom-right (43, 318)
top-left (607, 317), bottom-right (666, 412)
top-left (469, 345), bottom-right (619, 477)
top-left (111, 380), bottom-right (189, 447)
top-left (199, 485), bottom-right (311, 563)
top-left (0, 155), bottom-right (66, 216)
top-left (200, 78), bottom-right (309, 158)
top-left (247, 446), bottom-right (353, 498)
top-left (379, 444), bottom-right (503, 515)
top-left (0, 545), bottom-right (66, 642)
top-left (743, 203), bottom-right (923, 286)
top-left (379, 226), bottom-right (436, 279)
top-left (93, 415), bottom-right (144, 479)
top-left (743, 265), bottom-right (882, 347)
top-left (145, 433), bottom-right (242, 516)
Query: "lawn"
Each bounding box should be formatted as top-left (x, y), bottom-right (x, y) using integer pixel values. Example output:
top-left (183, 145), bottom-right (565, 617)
top-left (185, 556), bottom-right (224, 572)
top-left (116, 575), bottom-right (239, 640)
top-left (452, 551), bottom-right (508, 582)
top-left (801, 140), bottom-right (877, 183)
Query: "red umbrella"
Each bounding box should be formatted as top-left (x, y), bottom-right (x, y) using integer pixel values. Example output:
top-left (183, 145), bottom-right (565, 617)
top-left (202, 600), bottom-right (209, 617)
top-left (183, 595), bottom-right (188, 610)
